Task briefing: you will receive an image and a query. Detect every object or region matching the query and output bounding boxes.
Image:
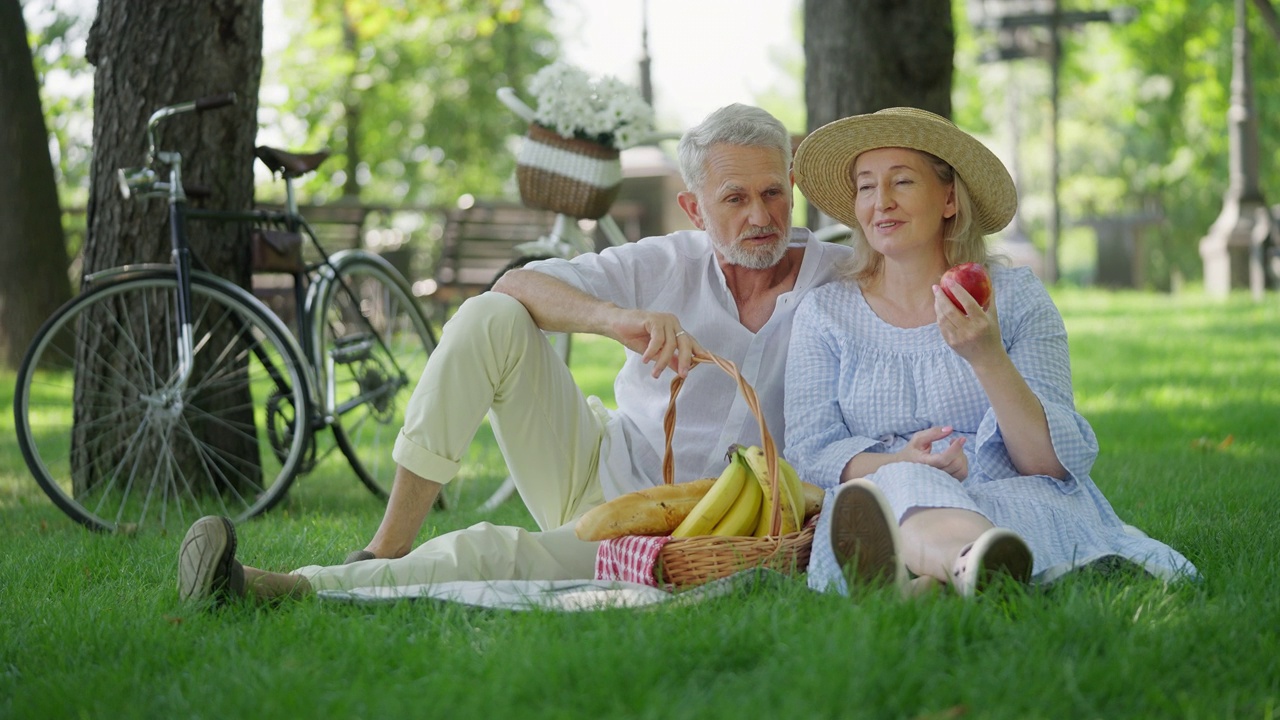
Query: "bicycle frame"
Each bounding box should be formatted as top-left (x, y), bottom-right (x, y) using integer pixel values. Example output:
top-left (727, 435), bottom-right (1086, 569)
top-left (114, 94), bottom-right (420, 430)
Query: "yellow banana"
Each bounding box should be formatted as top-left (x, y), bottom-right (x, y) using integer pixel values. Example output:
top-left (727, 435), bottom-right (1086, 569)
top-left (670, 455), bottom-right (747, 538)
top-left (739, 444), bottom-right (801, 536)
top-left (709, 458), bottom-right (762, 536)
top-left (801, 481), bottom-right (825, 521)
top-left (752, 471), bottom-right (776, 537)
top-left (777, 456), bottom-right (808, 531)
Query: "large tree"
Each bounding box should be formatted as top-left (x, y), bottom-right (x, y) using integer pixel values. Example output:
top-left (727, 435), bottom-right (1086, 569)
top-left (84, 1), bottom-right (262, 277)
top-left (0, 0), bottom-right (72, 369)
top-left (803, 0), bottom-right (955, 226)
top-left (77, 0), bottom-right (264, 492)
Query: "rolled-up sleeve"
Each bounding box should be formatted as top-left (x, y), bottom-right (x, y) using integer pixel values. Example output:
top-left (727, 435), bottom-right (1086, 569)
top-left (785, 294), bottom-right (883, 489)
top-left (521, 240), bottom-right (674, 310)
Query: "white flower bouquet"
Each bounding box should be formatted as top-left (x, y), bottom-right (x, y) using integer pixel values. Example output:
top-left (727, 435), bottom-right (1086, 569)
top-left (526, 61), bottom-right (656, 150)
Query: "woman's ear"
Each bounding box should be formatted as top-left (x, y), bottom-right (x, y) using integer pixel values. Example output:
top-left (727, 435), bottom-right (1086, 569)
top-left (943, 183), bottom-right (957, 220)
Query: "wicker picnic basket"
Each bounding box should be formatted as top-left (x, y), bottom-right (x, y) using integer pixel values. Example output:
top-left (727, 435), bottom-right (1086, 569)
top-left (516, 123), bottom-right (622, 220)
top-left (653, 351), bottom-right (815, 590)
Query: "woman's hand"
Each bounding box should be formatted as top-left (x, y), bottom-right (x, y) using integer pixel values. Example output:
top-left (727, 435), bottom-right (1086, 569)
top-left (895, 426), bottom-right (968, 481)
top-left (933, 282), bottom-right (1004, 369)
top-left (610, 309), bottom-right (701, 378)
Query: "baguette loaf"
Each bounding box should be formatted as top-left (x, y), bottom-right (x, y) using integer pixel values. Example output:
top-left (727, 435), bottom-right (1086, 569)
top-left (575, 477), bottom-right (717, 541)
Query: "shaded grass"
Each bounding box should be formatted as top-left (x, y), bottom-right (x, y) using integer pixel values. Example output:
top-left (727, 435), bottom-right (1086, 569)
top-left (2, 289), bottom-right (1278, 719)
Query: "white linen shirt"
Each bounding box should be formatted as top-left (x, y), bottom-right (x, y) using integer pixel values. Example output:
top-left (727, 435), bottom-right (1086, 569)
top-left (525, 228), bottom-right (852, 500)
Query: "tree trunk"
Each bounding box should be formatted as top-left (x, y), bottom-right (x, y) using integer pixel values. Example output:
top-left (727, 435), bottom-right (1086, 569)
top-left (803, 0), bottom-right (955, 225)
top-left (79, 0), bottom-right (263, 495)
top-left (0, 0), bottom-right (72, 369)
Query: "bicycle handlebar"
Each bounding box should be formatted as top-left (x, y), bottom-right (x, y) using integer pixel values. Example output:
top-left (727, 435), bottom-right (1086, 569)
top-left (119, 92), bottom-right (239, 200)
top-left (195, 92), bottom-right (237, 111)
top-left (497, 87), bottom-right (536, 123)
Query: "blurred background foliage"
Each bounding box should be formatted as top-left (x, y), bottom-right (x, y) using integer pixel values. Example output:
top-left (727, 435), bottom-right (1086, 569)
top-left (20, 0), bottom-right (1280, 289)
top-left (259, 0), bottom-right (555, 207)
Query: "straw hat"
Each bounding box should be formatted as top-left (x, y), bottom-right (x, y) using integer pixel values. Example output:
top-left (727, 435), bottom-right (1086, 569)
top-left (793, 107), bottom-right (1017, 236)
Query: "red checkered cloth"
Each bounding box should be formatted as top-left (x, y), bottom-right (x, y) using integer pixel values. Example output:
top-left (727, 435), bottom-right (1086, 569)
top-left (595, 535), bottom-right (671, 587)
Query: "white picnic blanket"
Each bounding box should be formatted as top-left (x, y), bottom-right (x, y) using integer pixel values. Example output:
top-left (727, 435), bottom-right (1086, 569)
top-left (316, 568), bottom-right (790, 612)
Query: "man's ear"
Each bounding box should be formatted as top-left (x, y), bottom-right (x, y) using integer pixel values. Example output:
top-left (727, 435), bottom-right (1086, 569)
top-left (677, 191), bottom-right (704, 230)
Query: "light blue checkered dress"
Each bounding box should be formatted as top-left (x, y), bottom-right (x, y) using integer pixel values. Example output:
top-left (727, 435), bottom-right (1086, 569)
top-left (784, 265), bottom-right (1198, 593)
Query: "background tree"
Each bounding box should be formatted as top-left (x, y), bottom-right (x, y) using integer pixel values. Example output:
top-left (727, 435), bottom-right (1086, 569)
top-left (953, 0), bottom-right (1280, 288)
top-left (262, 0), bottom-right (557, 208)
top-left (802, 0), bottom-right (955, 227)
top-left (0, 0), bottom-right (71, 368)
top-left (76, 0), bottom-right (264, 492)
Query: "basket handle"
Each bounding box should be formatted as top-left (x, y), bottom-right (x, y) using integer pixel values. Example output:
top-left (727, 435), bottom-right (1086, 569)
top-left (661, 350), bottom-right (785, 536)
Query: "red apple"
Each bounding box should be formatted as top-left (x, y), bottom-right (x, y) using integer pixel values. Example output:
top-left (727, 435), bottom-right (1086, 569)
top-left (941, 262), bottom-right (992, 314)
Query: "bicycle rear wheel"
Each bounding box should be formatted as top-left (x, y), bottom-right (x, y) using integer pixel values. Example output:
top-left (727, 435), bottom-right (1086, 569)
top-left (13, 273), bottom-right (311, 533)
top-left (313, 252), bottom-right (436, 499)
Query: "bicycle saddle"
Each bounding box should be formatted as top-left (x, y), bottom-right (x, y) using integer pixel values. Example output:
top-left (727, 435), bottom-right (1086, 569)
top-left (255, 146), bottom-right (332, 179)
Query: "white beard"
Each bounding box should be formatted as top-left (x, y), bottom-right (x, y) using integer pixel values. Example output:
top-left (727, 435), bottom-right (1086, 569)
top-left (715, 227), bottom-right (789, 269)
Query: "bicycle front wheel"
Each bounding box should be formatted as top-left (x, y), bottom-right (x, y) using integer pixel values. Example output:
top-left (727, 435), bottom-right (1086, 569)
top-left (313, 253), bottom-right (436, 499)
top-left (13, 273), bottom-right (312, 533)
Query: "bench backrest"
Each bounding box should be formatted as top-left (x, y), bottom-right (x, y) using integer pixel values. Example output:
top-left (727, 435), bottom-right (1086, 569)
top-left (430, 201), bottom-right (558, 313)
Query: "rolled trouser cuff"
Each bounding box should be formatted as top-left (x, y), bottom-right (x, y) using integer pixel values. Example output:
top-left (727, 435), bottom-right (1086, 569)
top-left (392, 429), bottom-right (461, 484)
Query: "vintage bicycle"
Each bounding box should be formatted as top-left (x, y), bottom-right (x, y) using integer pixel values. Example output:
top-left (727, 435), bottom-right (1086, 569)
top-left (12, 93), bottom-right (436, 533)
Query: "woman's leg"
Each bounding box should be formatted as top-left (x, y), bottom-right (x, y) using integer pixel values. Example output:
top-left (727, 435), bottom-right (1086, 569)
top-left (899, 507), bottom-right (993, 583)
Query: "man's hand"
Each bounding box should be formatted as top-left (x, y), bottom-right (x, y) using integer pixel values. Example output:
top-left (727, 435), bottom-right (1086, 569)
top-left (610, 308), bottom-right (701, 378)
top-left (894, 426), bottom-right (968, 481)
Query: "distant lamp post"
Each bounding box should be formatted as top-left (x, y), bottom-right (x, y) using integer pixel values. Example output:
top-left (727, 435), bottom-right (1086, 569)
top-left (968, 0), bottom-right (1136, 284)
top-left (1199, 0), bottom-right (1276, 300)
top-left (638, 0), bottom-right (653, 106)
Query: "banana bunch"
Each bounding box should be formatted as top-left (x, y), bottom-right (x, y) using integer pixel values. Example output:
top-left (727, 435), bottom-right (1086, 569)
top-left (669, 445), bottom-right (809, 538)
top-left (575, 451), bottom-right (826, 541)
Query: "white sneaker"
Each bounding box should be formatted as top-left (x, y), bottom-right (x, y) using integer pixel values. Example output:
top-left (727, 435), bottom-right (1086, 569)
top-left (829, 478), bottom-right (907, 590)
top-left (951, 527), bottom-right (1033, 597)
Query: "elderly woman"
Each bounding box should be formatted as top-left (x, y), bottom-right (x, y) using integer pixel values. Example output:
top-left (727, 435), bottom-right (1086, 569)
top-left (787, 107), bottom-right (1197, 596)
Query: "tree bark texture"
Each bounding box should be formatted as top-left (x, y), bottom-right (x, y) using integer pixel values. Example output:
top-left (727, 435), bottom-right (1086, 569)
top-left (804, 0), bottom-right (955, 128)
top-left (0, 0), bottom-right (72, 368)
top-left (85, 0), bottom-right (263, 276)
top-left (803, 0), bottom-right (955, 226)
top-left (78, 0), bottom-right (264, 495)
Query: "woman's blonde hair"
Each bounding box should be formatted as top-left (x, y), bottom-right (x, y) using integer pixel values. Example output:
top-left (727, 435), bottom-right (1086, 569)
top-left (837, 149), bottom-right (997, 282)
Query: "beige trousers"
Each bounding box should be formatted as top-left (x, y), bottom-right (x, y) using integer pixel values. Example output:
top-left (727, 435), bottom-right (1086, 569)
top-left (296, 292), bottom-right (606, 591)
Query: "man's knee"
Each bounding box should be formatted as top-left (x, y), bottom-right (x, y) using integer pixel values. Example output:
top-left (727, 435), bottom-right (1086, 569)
top-left (452, 291), bottom-right (536, 332)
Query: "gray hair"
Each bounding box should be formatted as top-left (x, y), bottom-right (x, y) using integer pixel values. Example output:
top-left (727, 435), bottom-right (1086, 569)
top-left (677, 104), bottom-right (792, 194)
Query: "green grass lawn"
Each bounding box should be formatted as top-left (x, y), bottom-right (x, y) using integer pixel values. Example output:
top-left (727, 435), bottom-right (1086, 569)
top-left (2, 288), bottom-right (1278, 719)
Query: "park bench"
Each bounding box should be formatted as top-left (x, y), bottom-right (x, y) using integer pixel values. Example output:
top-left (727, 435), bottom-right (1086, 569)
top-left (425, 200), bottom-right (559, 318)
top-left (425, 199), bottom-right (648, 320)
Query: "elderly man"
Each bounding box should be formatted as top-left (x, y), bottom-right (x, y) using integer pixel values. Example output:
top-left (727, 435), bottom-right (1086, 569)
top-left (178, 103), bottom-right (853, 604)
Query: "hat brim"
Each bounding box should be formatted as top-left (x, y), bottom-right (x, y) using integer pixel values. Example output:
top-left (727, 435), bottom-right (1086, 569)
top-left (793, 108), bottom-right (1017, 236)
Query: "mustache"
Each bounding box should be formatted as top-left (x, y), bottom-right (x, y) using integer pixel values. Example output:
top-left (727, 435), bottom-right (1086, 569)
top-left (737, 225), bottom-right (781, 241)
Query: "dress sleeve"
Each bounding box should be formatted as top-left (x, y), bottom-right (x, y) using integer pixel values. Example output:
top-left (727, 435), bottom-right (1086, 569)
top-left (784, 292), bottom-right (884, 489)
top-left (972, 267), bottom-right (1098, 482)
